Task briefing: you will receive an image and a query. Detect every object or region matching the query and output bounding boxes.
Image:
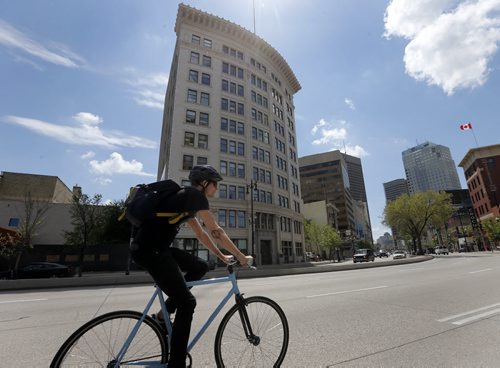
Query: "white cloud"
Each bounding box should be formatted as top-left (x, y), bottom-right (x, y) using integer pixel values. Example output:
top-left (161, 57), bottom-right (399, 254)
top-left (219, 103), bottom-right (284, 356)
top-left (73, 112), bottom-right (102, 125)
top-left (311, 118), bottom-right (347, 144)
top-left (384, 0), bottom-right (500, 95)
top-left (89, 152), bottom-right (155, 177)
top-left (2, 114), bottom-right (157, 149)
top-left (122, 70), bottom-right (168, 110)
top-left (338, 144), bottom-right (369, 158)
top-left (311, 118), bottom-right (368, 157)
top-left (95, 177), bottom-right (113, 185)
top-left (0, 18), bottom-right (85, 68)
top-left (344, 98), bottom-right (356, 110)
top-left (81, 151), bottom-right (96, 159)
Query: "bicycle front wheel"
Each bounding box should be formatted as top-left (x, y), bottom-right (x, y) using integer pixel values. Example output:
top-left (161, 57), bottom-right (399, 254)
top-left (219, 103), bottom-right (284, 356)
top-left (51, 310), bottom-right (168, 367)
top-left (214, 296), bottom-right (289, 367)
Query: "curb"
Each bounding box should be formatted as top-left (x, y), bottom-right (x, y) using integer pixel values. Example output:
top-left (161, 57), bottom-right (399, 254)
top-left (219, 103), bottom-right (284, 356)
top-left (0, 256), bottom-right (433, 292)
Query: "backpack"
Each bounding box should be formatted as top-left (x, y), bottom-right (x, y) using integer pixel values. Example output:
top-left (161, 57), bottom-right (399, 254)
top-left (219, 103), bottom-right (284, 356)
top-left (119, 179), bottom-right (190, 227)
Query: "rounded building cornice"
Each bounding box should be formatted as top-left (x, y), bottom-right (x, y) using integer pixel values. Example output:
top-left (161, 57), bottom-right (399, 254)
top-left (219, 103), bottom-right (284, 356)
top-left (175, 3), bottom-right (301, 94)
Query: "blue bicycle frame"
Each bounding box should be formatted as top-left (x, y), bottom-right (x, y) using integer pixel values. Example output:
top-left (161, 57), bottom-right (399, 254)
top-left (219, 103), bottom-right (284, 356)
top-left (114, 267), bottom-right (242, 366)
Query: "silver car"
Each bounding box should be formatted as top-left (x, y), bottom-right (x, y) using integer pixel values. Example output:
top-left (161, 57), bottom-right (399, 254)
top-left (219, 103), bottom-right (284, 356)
top-left (393, 251), bottom-right (406, 260)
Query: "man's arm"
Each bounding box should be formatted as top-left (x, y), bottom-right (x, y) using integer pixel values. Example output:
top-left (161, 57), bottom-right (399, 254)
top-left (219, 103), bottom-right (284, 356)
top-left (186, 217), bottom-right (231, 262)
top-left (193, 210), bottom-right (250, 265)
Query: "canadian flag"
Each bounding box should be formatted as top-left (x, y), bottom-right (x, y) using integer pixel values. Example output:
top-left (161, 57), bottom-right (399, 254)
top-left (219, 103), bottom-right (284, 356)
top-left (460, 123), bottom-right (472, 130)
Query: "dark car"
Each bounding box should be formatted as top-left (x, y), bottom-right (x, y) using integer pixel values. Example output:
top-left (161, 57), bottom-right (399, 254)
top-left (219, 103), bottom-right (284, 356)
top-left (0, 262), bottom-right (74, 279)
top-left (353, 249), bottom-right (375, 263)
top-left (377, 250), bottom-right (389, 258)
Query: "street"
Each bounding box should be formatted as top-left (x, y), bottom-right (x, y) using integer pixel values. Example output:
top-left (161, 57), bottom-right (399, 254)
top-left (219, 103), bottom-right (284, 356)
top-left (1, 253), bottom-right (500, 367)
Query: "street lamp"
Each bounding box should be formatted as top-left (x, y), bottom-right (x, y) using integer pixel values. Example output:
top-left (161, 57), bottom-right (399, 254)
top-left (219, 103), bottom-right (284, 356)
top-left (246, 180), bottom-right (258, 258)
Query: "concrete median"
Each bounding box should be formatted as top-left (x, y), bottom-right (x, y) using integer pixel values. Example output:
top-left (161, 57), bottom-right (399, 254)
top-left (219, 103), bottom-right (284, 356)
top-left (0, 255), bottom-right (433, 291)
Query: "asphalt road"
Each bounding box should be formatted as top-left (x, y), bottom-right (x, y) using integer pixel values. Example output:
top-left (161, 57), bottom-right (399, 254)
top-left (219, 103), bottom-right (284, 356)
top-left (1, 252), bottom-right (500, 367)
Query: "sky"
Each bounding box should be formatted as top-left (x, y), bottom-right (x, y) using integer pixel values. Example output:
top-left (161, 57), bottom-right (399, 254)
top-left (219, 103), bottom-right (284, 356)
top-left (1, 0), bottom-right (500, 241)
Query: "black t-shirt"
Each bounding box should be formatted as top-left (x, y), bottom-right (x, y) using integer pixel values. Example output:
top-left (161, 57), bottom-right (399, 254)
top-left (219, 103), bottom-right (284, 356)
top-left (134, 187), bottom-right (209, 251)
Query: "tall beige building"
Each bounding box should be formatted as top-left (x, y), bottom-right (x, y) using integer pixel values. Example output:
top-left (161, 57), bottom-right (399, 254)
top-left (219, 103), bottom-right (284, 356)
top-left (158, 4), bottom-right (304, 265)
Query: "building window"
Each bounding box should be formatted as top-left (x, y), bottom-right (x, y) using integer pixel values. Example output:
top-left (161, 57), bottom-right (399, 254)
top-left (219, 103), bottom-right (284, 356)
top-left (199, 112), bottom-right (209, 126)
top-left (218, 210), bottom-right (226, 227)
top-left (202, 55), bottom-right (211, 67)
top-left (201, 73), bottom-right (211, 86)
top-left (183, 155), bottom-right (194, 170)
top-left (219, 184), bottom-right (227, 198)
top-left (187, 89), bottom-right (197, 103)
top-left (198, 134), bottom-right (208, 149)
top-left (228, 210), bottom-right (236, 227)
top-left (189, 69), bottom-right (198, 82)
top-left (238, 211), bottom-right (246, 228)
top-left (184, 132), bottom-right (195, 146)
top-left (203, 38), bottom-right (212, 48)
top-left (197, 156), bottom-right (207, 165)
top-left (191, 34), bottom-right (200, 45)
top-left (237, 164), bottom-right (245, 178)
top-left (186, 110), bottom-right (196, 124)
top-left (220, 138), bottom-right (228, 153)
top-left (200, 92), bottom-right (209, 106)
top-left (8, 218), bottom-right (20, 227)
top-left (220, 161), bottom-right (227, 175)
top-left (190, 51), bottom-right (200, 64)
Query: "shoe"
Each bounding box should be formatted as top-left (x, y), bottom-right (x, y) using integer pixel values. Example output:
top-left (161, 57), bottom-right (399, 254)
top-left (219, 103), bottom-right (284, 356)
top-left (151, 312), bottom-right (168, 334)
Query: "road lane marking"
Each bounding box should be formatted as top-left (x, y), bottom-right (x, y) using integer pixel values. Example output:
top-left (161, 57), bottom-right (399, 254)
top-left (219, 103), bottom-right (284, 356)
top-left (438, 302), bottom-right (500, 323)
top-left (0, 298), bottom-right (48, 304)
top-left (468, 268), bottom-right (492, 274)
top-left (306, 285), bottom-right (388, 298)
top-left (452, 308), bottom-right (500, 325)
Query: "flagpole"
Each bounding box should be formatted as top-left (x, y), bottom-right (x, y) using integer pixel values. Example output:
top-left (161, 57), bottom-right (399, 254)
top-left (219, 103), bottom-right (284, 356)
top-left (471, 129), bottom-right (479, 147)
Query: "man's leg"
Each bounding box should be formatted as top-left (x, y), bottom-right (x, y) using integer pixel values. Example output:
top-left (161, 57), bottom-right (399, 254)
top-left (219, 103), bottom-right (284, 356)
top-left (144, 248), bottom-right (196, 368)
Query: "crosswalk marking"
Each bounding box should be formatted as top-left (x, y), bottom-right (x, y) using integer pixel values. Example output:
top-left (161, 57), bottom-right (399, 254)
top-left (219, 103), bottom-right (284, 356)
top-left (438, 302), bottom-right (500, 325)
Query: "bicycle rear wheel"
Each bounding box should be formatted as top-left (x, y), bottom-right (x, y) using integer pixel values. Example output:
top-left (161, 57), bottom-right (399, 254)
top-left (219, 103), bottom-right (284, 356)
top-left (214, 296), bottom-right (289, 367)
top-left (51, 310), bottom-right (168, 367)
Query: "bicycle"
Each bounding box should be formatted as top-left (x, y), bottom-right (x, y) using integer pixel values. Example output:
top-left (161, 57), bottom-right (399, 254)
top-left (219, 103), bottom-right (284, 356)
top-left (51, 262), bottom-right (289, 367)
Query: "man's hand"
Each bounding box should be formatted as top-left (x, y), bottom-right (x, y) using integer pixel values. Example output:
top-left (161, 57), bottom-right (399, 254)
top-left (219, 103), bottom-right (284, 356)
top-left (238, 255), bottom-right (253, 267)
top-left (221, 255), bottom-right (234, 264)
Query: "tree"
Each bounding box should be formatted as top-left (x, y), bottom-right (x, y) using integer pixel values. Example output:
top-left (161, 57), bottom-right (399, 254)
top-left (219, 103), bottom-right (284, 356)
top-left (100, 200), bottom-right (130, 244)
top-left (64, 193), bottom-right (104, 277)
top-left (482, 217), bottom-right (500, 248)
top-left (304, 220), bottom-right (322, 255)
top-left (383, 191), bottom-right (454, 254)
top-left (14, 192), bottom-right (49, 270)
top-left (318, 225), bottom-right (342, 261)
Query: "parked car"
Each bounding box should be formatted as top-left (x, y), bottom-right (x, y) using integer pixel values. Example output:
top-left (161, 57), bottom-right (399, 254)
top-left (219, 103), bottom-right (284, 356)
top-left (0, 262), bottom-right (74, 279)
top-left (393, 250), bottom-right (406, 260)
top-left (377, 250), bottom-right (389, 258)
top-left (305, 252), bottom-right (319, 261)
top-left (353, 249), bottom-right (375, 263)
top-left (435, 246), bottom-right (449, 255)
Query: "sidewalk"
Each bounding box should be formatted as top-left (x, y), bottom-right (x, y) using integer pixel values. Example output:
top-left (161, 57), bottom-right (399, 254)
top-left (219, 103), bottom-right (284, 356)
top-left (0, 256), bottom-right (433, 291)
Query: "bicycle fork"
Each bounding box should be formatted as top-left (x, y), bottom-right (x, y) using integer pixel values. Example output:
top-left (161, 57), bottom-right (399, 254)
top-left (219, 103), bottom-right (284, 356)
top-left (235, 293), bottom-right (261, 346)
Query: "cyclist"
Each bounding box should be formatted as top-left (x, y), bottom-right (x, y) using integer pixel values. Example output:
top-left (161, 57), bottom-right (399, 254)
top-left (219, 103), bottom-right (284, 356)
top-left (131, 165), bottom-right (252, 368)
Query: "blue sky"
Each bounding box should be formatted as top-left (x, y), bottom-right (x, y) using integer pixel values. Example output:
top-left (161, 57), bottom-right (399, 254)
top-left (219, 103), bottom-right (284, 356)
top-left (1, 0), bottom-right (500, 241)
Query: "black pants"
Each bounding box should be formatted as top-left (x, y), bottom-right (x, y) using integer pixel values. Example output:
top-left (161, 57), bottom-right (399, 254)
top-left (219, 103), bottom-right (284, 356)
top-left (132, 246), bottom-right (208, 368)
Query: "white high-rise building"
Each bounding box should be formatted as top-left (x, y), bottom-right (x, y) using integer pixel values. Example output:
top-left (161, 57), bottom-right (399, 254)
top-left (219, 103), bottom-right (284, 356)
top-left (402, 142), bottom-right (461, 194)
top-left (158, 4), bottom-right (304, 265)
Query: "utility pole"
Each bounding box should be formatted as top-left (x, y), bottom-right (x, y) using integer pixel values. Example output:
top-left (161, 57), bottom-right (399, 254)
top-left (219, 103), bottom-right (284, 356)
top-left (246, 180), bottom-right (258, 260)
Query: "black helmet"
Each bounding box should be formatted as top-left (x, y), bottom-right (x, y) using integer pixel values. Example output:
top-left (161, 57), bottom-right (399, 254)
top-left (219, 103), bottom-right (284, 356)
top-left (189, 165), bottom-right (223, 184)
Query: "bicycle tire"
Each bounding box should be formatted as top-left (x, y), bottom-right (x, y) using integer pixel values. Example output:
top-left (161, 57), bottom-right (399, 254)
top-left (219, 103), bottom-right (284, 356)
top-left (51, 310), bottom-right (168, 367)
top-left (214, 296), bottom-right (289, 367)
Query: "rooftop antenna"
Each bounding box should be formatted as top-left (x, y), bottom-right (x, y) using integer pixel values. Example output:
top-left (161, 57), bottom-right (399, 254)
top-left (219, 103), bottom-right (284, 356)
top-left (253, 0), bottom-right (256, 34)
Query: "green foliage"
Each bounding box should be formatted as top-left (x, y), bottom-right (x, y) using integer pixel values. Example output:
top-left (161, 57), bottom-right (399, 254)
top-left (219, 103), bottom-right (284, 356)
top-left (64, 193), bottom-right (105, 276)
top-left (304, 220), bottom-right (341, 259)
top-left (482, 217), bottom-right (500, 244)
top-left (64, 193), bottom-right (104, 248)
top-left (383, 191), bottom-right (454, 252)
top-left (304, 220), bottom-right (322, 250)
top-left (100, 200), bottom-right (130, 244)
